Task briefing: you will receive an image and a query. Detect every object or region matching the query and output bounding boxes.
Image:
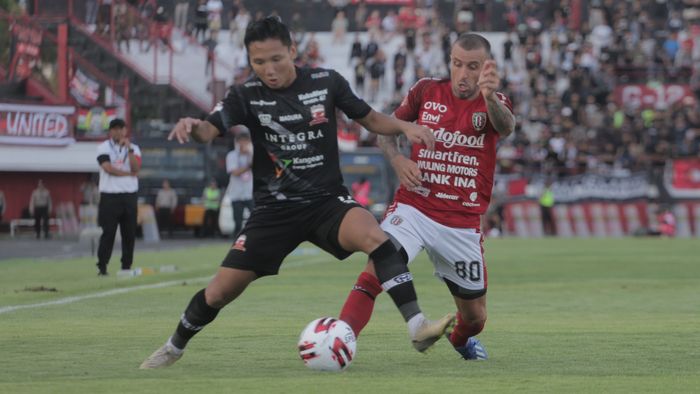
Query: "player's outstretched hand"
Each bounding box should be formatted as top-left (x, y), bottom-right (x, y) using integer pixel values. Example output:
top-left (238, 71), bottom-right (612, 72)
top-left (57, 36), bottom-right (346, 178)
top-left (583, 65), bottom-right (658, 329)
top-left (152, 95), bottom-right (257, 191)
top-left (168, 117), bottom-right (202, 144)
top-left (402, 123), bottom-right (435, 151)
top-left (391, 155), bottom-right (422, 189)
top-left (477, 60), bottom-right (500, 100)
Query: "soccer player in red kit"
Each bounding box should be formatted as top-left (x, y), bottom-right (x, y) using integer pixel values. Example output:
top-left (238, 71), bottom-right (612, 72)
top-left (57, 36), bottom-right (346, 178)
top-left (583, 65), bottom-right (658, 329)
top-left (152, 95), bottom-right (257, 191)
top-left (339, 33), bottom-right (515, 360)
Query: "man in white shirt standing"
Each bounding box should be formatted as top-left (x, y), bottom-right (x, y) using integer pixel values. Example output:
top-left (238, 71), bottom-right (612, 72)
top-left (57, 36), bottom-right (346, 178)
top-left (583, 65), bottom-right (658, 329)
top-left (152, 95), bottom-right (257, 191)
top-left (225, 131), bottom-right (253, 237)
top-left (95, 118), bottom-right (142, 276)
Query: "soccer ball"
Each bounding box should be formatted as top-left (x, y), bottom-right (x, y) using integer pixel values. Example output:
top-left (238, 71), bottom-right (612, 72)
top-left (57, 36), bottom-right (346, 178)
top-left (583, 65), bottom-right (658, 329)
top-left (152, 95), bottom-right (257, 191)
top-left (297, 317), bottom-right (356, 372)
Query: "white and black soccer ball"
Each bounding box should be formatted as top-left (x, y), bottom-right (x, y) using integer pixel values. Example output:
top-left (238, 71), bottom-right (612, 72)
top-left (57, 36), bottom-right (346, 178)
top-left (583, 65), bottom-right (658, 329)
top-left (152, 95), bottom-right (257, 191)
top-left (298, 317), bottom-right (356, 372)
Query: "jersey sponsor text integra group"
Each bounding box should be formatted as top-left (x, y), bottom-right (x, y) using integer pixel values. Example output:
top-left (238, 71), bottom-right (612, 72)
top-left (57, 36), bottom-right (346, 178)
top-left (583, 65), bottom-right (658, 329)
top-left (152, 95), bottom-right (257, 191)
top-left (207, 67), bottom-right (372, 207)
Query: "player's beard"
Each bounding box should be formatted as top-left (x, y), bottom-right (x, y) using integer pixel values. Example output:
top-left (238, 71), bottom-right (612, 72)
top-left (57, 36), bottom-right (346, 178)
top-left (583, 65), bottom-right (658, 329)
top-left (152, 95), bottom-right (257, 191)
top-left (453, 80), bottom-right (476, 100)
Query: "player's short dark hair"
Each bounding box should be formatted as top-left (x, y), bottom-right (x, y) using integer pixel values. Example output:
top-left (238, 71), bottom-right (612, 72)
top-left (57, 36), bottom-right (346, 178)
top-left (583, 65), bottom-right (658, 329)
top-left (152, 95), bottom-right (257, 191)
top-left (244, 16), bottom-right (292, 50)
top-left (453, 33), bottom-right (491, 55)
top-left (109, 118), bottom-right (126, 129)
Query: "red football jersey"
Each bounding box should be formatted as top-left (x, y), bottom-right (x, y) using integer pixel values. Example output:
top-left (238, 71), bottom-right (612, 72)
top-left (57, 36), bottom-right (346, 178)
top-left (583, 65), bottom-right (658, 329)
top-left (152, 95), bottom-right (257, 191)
top-left (392, 78), bottom-right (513, 228)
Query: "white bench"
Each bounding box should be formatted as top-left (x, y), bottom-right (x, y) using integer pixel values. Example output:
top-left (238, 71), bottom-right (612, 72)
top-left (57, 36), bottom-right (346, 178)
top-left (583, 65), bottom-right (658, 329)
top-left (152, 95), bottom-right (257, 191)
top-left (10, 218), bottom-right (63, 237)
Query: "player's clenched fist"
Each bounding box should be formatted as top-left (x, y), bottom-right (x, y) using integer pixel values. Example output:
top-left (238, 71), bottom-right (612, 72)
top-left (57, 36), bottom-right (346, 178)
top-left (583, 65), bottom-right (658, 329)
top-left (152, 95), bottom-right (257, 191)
top-left (477, 60), bottom-right (500, 100)
top-left (168, 117), bottom-right (202, 144)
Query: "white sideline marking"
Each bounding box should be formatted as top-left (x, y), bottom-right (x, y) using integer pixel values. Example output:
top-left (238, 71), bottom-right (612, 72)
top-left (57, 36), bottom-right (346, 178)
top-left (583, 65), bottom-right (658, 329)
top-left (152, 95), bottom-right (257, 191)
top-left (0, 254), bottom-right (332, 315)
top-left (0, 277), bottom-right (211, 315)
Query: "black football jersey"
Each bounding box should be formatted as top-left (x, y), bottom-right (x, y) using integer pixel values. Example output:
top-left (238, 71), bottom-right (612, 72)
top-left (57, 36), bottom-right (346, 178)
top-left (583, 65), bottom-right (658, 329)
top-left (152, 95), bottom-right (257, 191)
top-left (207, 67), bottom-right (372, 207)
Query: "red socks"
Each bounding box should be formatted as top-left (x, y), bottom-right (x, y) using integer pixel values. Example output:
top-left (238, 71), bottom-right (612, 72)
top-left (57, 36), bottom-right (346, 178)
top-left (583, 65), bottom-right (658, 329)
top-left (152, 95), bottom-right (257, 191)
top-left (339, 271), bottom-right (383, 337)
top-left (449, 312), bottom-right (485, 347)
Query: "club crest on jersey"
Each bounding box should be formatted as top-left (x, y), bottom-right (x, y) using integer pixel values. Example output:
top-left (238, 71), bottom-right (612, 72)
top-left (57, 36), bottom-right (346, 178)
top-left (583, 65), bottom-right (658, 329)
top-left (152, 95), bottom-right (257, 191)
top-left (390, 215), bottom-right (403, 226)
top-left (309, 104), bottom-right (328, 126)
top-left (472, 112), bottom-right (487, 131)
top-left (258, 113), bottom-right (272, 126)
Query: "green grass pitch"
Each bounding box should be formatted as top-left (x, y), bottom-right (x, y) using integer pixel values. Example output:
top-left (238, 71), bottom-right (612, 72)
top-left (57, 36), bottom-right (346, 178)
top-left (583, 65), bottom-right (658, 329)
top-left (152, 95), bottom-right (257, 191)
top-left (1, 238), bottom-right (699, 393)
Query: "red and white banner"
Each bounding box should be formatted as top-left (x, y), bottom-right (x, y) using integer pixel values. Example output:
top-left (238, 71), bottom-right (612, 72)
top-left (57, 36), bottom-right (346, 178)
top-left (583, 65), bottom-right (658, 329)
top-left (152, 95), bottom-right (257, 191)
top-left (69, 67), bottom-right (100, 106)
top-left (671, 159), bottom-right (700, 189)
top-left (503, 200), bottom-right (700, 238)
top-left (666, 158), bottom-right (700, 198)
top-left (0, 103), bottom-right (75, 146)
top-left (8, 23), bottom-right (43, 80)
top-left (614, 84), bottom-right (695, 110)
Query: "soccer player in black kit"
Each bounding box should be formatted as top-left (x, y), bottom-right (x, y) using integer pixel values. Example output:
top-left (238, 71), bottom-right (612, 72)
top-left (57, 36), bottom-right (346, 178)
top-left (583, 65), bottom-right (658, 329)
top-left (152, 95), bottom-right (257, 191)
top-left (140, 17), bottom-right (454, 369)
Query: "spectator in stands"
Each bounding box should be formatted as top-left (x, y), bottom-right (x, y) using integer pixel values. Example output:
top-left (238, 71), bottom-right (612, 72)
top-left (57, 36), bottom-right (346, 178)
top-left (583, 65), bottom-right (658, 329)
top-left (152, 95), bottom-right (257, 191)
top-left (29, 180), bottom-right (52, 239)
top-left (204, 30), bottom-right (218, 75)
top-left (85, 0), bottom-right (98, 27)
top-left (174, 0), bottom-right (189, 31)
top-left (193, 0), bottom-right (209, 43)
top-left (353, 56), bottom-right (366, 96)
top-left (332, 10), bottom-right (349, 44)
top-left (231, 5), bottom-right (251, 47)
top-left (0, 189), bottom-right (5, 223)
top-left (137, 0), bottom-right (157, 51)
top-left (114, 0), bottom-right (132, 53)
top-left (226, 131), bottom-right (254, 237)
top-left (155, 179), bottom-right (178, 238)
top-left (398, 5), bottom-right (418, 53)
top-left (290, 12), bottom-right (306, 46)
top-left (393, 44), bottom-right (407, 93)
top-left (415, 31), bottom-right (445, 80)
top-left (349, 33), bottom-right (363, 66)
top-left (144, 6), bottom-right (171, 52)
top-left (365, 9), bottom-right (382, 39)
top-left (201, 179), bottom-right (221, 237)
top-left (381, 9), bottom-right (398, 42)
top-left (97, 0), bottom-right (113, 36)
top-left (354, 0), bottom-right (368, 31)
top-left (368, 49), bottom-right (386, 103)
top-left (206, 0), bottom-right (223, 37)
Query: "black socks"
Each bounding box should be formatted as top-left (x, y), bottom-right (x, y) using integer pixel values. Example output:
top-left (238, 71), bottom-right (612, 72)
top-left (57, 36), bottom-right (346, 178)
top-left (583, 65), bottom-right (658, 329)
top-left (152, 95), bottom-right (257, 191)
top-left (170, 288), bottom-right (221, 349)
top-left (370, 240), bottom-right (420, 322)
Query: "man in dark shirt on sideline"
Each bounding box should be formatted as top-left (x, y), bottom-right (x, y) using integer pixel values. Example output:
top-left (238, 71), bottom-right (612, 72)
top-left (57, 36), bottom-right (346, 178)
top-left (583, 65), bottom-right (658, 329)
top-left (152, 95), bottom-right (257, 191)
top-left (140, 16), bottom-right (454, 369)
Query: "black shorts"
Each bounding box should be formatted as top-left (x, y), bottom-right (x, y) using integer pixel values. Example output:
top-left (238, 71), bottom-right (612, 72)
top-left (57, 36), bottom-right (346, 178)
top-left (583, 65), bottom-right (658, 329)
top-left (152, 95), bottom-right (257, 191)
top-left (221, 194), bottom-right (363, 276)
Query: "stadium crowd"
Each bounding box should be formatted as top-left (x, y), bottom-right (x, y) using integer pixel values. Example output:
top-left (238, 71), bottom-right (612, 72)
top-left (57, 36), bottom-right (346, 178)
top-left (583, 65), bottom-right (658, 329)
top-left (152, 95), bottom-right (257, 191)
top-left (335, 0), bottom-right (700, 180)
top-left (83, 0), bottom-right (700, 180)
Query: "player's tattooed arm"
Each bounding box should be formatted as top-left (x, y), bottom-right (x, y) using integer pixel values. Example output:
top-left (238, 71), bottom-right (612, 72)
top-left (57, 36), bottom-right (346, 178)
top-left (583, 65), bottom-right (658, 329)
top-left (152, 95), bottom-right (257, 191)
top-left (377, 134), bottom-right (402, 161)
top-left (485, 96), bottom-right (515, 138)
top-left (478, 60), bottom-right (515, 137)
top-left (378, 134), bottom-right (422, 188)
